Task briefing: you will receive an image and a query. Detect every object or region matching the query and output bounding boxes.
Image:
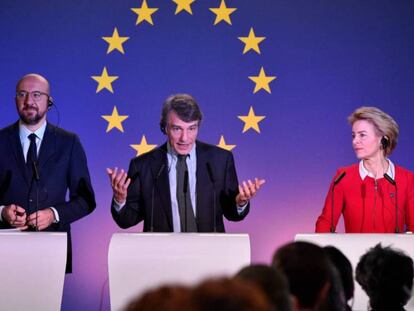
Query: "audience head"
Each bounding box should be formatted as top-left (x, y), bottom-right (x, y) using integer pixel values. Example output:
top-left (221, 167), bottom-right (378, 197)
top-left (324, 246), bottom-right (354, 303)
top-left (125, 284), bottom-right (191, 311)
top-left (235, 264), bottom-right (293, 311)
top-left (356, 243), bottom-right (414, 311)
top-left (189, 277), bottom-right (271, 311)
top-left (272, 241), bottom-right (334, 310)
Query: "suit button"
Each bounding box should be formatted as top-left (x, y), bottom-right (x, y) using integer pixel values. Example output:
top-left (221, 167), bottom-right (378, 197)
top-left (29, 199), bottom-right (33, 202)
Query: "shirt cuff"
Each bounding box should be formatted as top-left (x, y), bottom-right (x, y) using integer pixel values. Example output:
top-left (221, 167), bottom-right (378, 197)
top-left (237, 201), bottom-right (248, 215)
top-left (113, 198), bottom-right (126, 212)
top-left (50, 207), bottom-right (59, 223)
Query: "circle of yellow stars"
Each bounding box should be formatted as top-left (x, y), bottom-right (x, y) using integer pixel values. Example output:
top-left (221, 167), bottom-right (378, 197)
top-left (92, 0), bottom-right (275, 156)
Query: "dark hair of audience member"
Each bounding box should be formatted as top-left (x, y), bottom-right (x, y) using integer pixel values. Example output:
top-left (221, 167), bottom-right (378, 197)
top-left (324, 246), bottom-right (354, 310)
top-left (318, 262), bottom-right (347, 311)
top-left (235, 264), bottom-right (292, 311)
top-left (356, 244), bottom-right (414, 311)
top-left (189, 277), bottom-right (271, 311)
top-left (124, 285), bottom-right (191, 311)
top-left (272, 241), bottom-right (337, 310)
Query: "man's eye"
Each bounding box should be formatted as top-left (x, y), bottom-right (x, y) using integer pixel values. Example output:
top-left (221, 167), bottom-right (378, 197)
top-left (32, 92), bottom-right (41, 99)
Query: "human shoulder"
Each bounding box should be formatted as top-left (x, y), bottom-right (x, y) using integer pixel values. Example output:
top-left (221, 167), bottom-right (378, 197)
top-left (336, 163), bottom-right (359, 175)
top-left (196, 140), bottom-right (233, 157)
top-left (333, 163), bottom-right (360, 182)
top-left (129, 143), bottom-right (166, 167)
top-left (0, 122), bottom-right (19, 138)
top-left (395, 164), bottom-right (414, 179)
top-left (47, 123), bottom-right (77, 139)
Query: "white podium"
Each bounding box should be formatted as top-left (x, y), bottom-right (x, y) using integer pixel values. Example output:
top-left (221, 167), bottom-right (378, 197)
top-left (108, 233), bottom-right (251, 311)
top-left (0, 231), bottom-right (67, 311)
top-left (295, 233), bottom-right (414, 311)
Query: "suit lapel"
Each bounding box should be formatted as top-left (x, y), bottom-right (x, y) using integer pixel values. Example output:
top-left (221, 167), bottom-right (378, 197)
top-left (196, 141), bottom-right (210, 222)
top-left (151, 144), bottom-right (173, 230)
top-left (8, 122), bottom-right (30, 186)
top-left (38, 123), bottom-right (56, 170)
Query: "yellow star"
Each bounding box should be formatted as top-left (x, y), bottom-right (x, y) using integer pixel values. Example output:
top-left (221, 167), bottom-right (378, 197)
top-left (209, 0), bottom-right (237, 25)
top-left (238, 106), bottom-right (265, 133)
top-left (172, 0), bottom-right (195, 15)
top-left (249, 67), bottom-right (277, 94)
top-left (217, 135), bottom-right (236, 151)
top-left (131, 0), bottom-right (159, 26)
top-left (238, 27), bottom-right (266, 54)
top-left (130, 135), bottom-right (157, 156)
top-left (91, 67), bottom-right (119, 93)
top-left (101, 106), bottom-right (129, 133)
top-left (102, 27), bottom-right (130, 54)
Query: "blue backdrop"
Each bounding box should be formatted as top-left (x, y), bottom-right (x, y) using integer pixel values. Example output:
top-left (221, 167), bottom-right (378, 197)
top-left (1, 0), bottom-right (414, 309)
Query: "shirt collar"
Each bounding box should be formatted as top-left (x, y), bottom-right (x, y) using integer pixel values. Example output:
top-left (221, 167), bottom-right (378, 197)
top-left (167, 141), bottom-right (196, 159)
top-left (19, 121), bottom-right (47, 142)
top-left (359, 159), bottom-right (395, 180)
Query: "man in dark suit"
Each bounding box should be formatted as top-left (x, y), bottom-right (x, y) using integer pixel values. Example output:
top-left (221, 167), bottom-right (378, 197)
top-left (108, 94), bottom-right (264, 232)
top-left (0, 73), bottom-right (96, 272)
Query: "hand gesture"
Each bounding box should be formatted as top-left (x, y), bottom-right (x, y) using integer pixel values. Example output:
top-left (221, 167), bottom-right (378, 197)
top-left (2, 204), bottom-right (28, 230)
top-left (236, 178), bottom-right (266, 206)
top-left (106, 167), bottom-right (131, 204)
top-left (27, 208), bottom-right (55, 230)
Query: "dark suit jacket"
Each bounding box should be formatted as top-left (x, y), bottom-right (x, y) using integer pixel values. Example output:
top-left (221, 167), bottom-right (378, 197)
top-left (0, 122), bottom-right (96, 273)
top-left (112, 141), bottom-right (249, 232)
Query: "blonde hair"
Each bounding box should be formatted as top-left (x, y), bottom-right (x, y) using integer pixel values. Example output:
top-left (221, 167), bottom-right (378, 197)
top-left (348, 107), bottom-right (399, 156)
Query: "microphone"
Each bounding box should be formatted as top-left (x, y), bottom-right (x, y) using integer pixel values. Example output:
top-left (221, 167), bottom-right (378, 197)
top-left (183, 170), bottom-right (189, 232)
top-left (334, 171), bottom-right (346, 185)
top-left (150, 164), bottom-right (165, 232)
top-left (206, 162), bottom-right (217, 232)
top-left (330, 172), bottom-right (346, 233)
top-left (384, 173), bottom-right (399, 233)
top-left (29, 161), bottom-right (40, 231)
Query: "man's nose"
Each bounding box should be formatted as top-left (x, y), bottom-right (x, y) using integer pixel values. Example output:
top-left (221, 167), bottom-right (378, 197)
top-left (180, 129), bottom-right (188, 141)
top-left (23, 93), bottom-right (33, 105)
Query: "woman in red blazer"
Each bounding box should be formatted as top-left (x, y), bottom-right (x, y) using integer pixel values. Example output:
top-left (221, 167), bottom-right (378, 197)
top-left (316, 107), bottom-right (414, 233)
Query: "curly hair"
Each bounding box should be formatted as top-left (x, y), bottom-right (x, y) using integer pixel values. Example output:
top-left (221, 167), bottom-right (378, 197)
top-left (356, 244), bottom-right (413, 310)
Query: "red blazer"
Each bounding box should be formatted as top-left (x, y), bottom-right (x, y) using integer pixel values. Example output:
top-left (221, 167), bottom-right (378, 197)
top-left (316, 164), bottom-right (414, 233)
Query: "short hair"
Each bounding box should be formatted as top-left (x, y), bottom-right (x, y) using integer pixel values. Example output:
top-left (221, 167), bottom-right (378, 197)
top-left (160, 94), bottom-right (203, 134)
top-left (324, 246), bottom-right (354, 302)
top-left (235, 264), bottom-right (292, 311)
top-left (348, 106), bottom-right (399, 156)
top-left (356, 244), bottom-right (414, 310)
top-left (189, 277), bottom-right (270, 311)
top-left (272, 241), bottom-right (333, 309)
top-left (125, 285), bottom-right (191, 311)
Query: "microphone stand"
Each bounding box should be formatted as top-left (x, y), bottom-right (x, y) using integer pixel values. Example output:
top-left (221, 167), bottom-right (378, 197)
top-left (183, 170), bottom-right (189, 232)
top-left (384, 173), bottom-right (399, 233)
top-left (150, 164), bottom-right (165, 232)
top-left (206, 163), bottom-right (217, 232)
top-left (330, 172), bottom-right (346, 233)
top-left (31, 161), bottom-right (40, 231)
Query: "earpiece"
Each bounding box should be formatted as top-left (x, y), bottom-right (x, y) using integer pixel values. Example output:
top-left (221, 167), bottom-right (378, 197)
top-left (160, 124), bottom-right (166, 135)
top-left (381, 136), bottom-right (389, 150)
top-left (47, 96), bottom-right (54, 109)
